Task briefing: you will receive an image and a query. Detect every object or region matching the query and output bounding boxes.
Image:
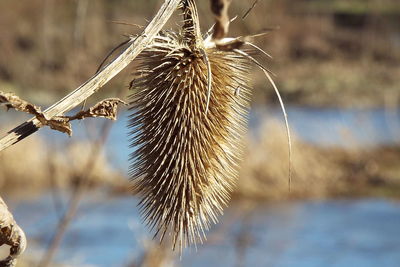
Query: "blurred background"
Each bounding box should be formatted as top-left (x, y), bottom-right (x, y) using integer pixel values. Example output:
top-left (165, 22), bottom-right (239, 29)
top-left (0, 0), bottom-right (399, 266)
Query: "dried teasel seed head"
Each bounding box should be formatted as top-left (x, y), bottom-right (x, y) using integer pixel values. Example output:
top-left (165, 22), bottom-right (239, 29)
top-left (128, 0), bottom-right (254, 250)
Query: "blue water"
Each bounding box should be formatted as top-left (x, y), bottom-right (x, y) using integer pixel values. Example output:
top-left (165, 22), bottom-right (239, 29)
top-left (86, 106), bottom-right (400, 173)
top-left (251, 106), bottom-right (400, 147)
top-left (3, 107), bottom-right (400, 266)
top-left (3, 106), bottom-right (400, 172)
top-left (27, 106), bottom-right (398, 175)
top-left (9, 195), bottom-right (400, 267)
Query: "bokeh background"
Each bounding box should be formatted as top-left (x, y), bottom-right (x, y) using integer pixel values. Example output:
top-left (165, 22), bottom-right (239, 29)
top-left (0, 0), bottom-right (400, 266)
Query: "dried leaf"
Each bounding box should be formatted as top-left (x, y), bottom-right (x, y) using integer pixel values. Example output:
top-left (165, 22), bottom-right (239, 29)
top-left (0, 91), bottom-right (41, 116)
top-left (0, 197), bottom-right (26, 267)
top-left (1, 91), bottom-right (126, 137)
top-left (69, 98), bottom-right (127, 121)
top-left (38, 115), bottom-right (73, 136)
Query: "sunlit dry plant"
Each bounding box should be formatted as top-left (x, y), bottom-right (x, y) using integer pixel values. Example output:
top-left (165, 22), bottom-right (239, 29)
top-left (128, 0), bottom-right (291, 251)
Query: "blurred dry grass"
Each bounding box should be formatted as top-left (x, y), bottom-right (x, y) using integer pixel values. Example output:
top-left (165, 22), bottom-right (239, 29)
top-left (1, 119), bottom-right (399, 200)
top-left (235, 120), bottom-right (400, 200)
top-left (238, 120), bottom-right (342, 200)
top-left (0, 133), bottom-right (127, 196)
top-left (128, 240), bottom-right (176, 267)
top-left (0, 0), bottom-right (398, 106)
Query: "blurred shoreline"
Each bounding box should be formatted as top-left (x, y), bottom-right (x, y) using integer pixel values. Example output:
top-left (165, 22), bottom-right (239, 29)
top-left (1, 107), bottom-right (400, 201)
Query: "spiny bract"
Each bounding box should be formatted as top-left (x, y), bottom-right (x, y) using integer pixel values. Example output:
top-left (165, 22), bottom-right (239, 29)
top-left (128, 0), bottom-right (253, 249)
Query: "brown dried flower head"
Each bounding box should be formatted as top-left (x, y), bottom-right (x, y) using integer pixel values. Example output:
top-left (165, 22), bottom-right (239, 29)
top-left (128, 0), bottom-right (288, 250)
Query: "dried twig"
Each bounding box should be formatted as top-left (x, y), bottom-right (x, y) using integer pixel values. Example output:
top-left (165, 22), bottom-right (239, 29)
top-left (0, 0), bottom-right (181, 152)
top-left (1, 91), bottom-right (126, 136)
top-left (0, 197), bottom-right (26, 267)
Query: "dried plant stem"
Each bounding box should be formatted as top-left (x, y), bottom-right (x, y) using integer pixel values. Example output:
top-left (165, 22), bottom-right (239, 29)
top-left (0, 91), bottom-right (126, 136)
top-left (0, 0), bottom-right (181, 152)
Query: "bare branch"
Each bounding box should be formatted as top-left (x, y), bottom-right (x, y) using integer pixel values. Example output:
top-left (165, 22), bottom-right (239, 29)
top-left (0, 0), bottom-right (181, 152)
top-left (1, 92), bottom-right (126, 136)
top-left (0, 197), bottom-right (26, 267)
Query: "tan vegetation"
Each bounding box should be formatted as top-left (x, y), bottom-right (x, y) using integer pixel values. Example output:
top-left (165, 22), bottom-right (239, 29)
top-left (1, 119), bottom-right (399, 201)
top-left (236, 120), bottom-right (400, 200)
top-left (0, 0), bottom-right (398, 107)
top-left (0, 133), bottom-right (126, 196)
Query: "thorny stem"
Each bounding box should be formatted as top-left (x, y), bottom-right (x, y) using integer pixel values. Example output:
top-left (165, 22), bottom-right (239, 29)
top-left (181, 0), bottom-right (213, 115)
top-left (181, 0), bottom-right (202, 48)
